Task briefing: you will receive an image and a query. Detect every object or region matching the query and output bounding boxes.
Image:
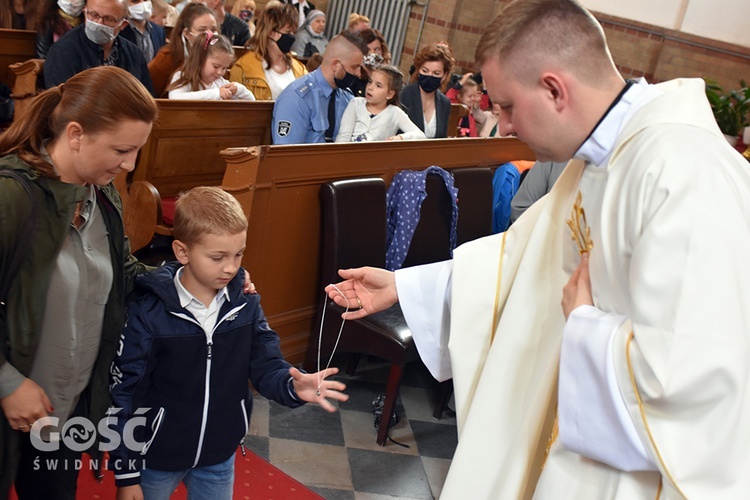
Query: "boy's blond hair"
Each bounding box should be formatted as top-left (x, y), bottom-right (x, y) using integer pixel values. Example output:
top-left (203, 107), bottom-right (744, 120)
top-left (173, 186), bottom-right (248, 245)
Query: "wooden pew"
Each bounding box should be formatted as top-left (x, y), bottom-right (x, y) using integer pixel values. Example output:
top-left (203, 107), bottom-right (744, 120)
top-left (218, 138), bottom-right (535, 364)
top-left (447, 103), bottom-right (469, 138)
top-left (116, 99), bottom-right (274, 251)
top-left (9, 58), bottom-right (43, 121)
top-left (0, 29), bottom-right (35, 87)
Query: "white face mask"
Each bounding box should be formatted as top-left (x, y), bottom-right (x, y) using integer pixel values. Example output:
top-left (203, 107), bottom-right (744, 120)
top-left (128, 0), bottom-right (152, 21)
top-left (85, 17), bottom-right (118, 45)
top-left (57, 0), bottom-right (84, 17)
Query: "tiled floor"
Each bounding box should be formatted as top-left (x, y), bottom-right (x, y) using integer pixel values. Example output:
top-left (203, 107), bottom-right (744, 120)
top-left (245, 356), bottom-right (458, 500)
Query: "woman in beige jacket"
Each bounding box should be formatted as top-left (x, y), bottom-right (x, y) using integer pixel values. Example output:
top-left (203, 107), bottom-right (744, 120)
top-left (229, 2), bottom-right (306, 100)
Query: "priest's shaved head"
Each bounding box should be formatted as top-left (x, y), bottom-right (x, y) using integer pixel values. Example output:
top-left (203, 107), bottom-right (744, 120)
top-left (476, 0), bottom-right (619, 87)
top-left (476, 0), bottom-right (626, 161)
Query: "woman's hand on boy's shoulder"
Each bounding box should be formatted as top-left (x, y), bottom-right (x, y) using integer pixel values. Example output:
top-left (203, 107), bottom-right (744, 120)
top-left (243, 269), bottom-right (257, 294)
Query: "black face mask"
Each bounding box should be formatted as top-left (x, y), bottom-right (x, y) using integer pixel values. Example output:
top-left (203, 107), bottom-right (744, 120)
top-left (275, 32), bottom-right (295, 53)
top-left (417, 73), bottom-right (442, 93)
top-left (334, 64), bottom-right (359, 90)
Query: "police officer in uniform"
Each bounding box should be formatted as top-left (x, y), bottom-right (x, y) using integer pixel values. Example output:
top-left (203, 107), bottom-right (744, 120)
top-left (272, 30), bottom-right (367, 144)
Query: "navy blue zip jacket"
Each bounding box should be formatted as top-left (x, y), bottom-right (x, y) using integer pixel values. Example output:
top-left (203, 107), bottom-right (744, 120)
top-left (109, 262), bottom-right (303, 486)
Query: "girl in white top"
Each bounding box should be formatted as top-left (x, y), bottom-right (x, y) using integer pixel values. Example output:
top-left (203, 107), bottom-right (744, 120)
top-left (336, 65), bottom-right (425, 142)
top-left (169, 32), bottom-right (256, 100)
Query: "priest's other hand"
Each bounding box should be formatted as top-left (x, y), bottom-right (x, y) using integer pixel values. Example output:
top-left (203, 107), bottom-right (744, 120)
top-left (562, 252), bottom-right (593, 320)
top-left (325, 267), bottom-right (398, 320)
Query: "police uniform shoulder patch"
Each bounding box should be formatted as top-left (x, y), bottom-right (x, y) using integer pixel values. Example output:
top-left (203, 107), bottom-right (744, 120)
top-left (296, 81), bottom-right (314, 97)
top-left (277, 120), bottom-right (292, 137)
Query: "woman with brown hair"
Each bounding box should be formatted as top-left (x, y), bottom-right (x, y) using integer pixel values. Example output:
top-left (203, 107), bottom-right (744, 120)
top-left (34, 0), bottom-right (84, 58)
top-left (0, 0), bottom-right (41, 29)
top-left (229, 1), bottom-right (306, 100)
top-left (360, 28), bottom-right (390, 64)
top-left (349, 27), bottom-right (390, 98)
top-left (148, 2), bottom-right (218, 97)
top-left (400, 43), bottom-right (454, 138)
top-left (0, 65), bottom-right (157, 499)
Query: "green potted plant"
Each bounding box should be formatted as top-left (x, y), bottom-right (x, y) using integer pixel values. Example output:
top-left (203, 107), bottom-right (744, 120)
top-left (704, 79), bottom-right (750, 145)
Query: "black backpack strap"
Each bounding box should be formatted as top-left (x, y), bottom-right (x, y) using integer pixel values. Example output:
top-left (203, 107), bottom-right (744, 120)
top-left (0, 170), bottom-right (37, 306)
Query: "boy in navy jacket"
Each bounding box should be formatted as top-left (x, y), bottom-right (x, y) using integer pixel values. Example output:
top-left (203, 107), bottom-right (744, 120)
top-left (110, 186), bottom-right (346, 499)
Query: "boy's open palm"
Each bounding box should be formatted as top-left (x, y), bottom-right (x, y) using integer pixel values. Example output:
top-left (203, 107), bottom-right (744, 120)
top-left (289, 367), bottom-right (348, 412)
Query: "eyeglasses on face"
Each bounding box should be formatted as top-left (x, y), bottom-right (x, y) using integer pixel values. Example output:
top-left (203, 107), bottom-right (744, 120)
top-left (85, 9), bottom-right (124, 27)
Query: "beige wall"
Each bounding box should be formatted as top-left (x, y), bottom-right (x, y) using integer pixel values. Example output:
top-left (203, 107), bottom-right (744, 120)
top-left (398, 0), bottom-right (749, 93)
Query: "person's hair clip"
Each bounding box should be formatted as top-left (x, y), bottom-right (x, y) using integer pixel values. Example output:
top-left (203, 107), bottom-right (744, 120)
top-left (363, 53), bottom-right (384, 69)
top-left (204, 31), bottom-right (219, 50)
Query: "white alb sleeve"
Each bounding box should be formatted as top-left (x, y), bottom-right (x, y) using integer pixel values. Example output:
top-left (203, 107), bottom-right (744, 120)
top-left (394, 260), bottom-right (453, 381)
top-left (558, 304), bottom-right (656, 471)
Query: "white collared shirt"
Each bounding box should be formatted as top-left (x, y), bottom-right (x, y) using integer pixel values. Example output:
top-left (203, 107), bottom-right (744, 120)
top-left (174, 267), bottom-right (231, 337)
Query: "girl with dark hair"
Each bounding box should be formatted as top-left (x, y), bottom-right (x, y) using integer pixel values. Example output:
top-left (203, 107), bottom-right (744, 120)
top-left (0, 65), bottom-right (157, 498)
top-left (336, 65), bottom-right (424, 142)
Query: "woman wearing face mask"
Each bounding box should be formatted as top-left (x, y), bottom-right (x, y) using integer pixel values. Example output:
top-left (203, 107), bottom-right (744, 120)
top-left (400, 43), bottom-right (454, 139)
top-left (230, 0), bottom-right (255, 37)
top-left (229, 2), bottom-right (306, 100)
top-left (290, 9), bottom-right (328, 58)
top-left (35, 0), bottom-right (85, 59)
top-left (119, 0), bottom-right (166, 63)
top-left (148, 2), bottom-right (217, 97)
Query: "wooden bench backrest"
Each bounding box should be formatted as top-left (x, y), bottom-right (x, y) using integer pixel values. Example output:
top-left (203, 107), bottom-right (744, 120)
top-left (447, 103), bottom-right (468, 138)
top-left (0, 29), bottom-right (36, 87)
top-left (219, 138), bottom-right (535, 363)
top-left (131, 99), bottom-right (274, 197)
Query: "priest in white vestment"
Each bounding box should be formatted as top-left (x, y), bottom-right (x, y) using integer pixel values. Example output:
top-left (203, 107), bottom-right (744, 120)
top-left (327, 1), bottom-right (750, 498)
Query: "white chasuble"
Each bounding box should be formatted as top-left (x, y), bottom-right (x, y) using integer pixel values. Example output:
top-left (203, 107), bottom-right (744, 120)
top-left (400, 79), bottom-right (750, 499)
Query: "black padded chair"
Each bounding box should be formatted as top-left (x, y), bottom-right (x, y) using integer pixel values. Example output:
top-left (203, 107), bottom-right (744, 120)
top-left (307, 178), bottom-right (414, 446)
top-left (399, 173), bottom-right (454, 268)
top-left (452, 167), bottom-right (494, 246)
top-left (309, 174), bottom-right (463, 445)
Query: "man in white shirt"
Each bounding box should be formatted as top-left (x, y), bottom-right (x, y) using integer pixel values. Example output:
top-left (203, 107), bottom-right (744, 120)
top-left (326, 0), bottom-right (750, 498)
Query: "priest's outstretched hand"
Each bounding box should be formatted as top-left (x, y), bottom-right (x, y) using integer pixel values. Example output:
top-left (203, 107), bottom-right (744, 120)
top-left (325, 267), bottom-right (399, 320)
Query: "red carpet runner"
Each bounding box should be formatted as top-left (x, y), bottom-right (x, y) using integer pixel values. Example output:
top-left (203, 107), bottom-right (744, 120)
top-left (11, 450), bottom-right (324, 500)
